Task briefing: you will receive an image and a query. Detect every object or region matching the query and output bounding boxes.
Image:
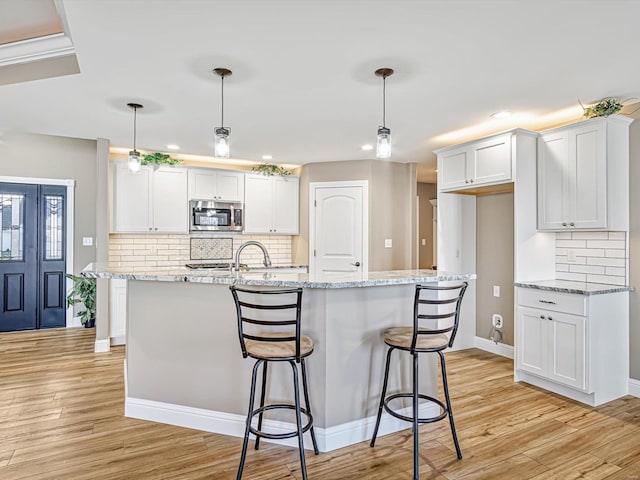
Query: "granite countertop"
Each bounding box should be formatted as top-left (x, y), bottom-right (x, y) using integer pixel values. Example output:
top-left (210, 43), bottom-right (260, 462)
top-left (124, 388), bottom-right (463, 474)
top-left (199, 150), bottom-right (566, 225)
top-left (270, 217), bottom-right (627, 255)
top-left (81, 263), bottom-right (476, 289)
top-left (515, 279), bottom-right (633, 296)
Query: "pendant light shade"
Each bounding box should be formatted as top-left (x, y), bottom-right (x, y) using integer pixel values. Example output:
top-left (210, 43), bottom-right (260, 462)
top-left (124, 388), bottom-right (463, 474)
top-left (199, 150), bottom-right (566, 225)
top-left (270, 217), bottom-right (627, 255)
top-left (375, 68), bottom-right (394, 159)
top-left (213, 67), bottom-right (232, 158)
top-left (127, 102), bottom-right (143, 173)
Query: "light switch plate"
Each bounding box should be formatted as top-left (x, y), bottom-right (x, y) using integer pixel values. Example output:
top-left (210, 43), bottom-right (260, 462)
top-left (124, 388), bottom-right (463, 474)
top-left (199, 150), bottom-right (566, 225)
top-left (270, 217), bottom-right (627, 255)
top-left (82, 237), bottom-right (93, 246)
top-left (384, 239), bottom-right (392, 248)
top-left (493, 285), bottom-right (500, 297)
top-left (421, 238), bottom-right (426, 246)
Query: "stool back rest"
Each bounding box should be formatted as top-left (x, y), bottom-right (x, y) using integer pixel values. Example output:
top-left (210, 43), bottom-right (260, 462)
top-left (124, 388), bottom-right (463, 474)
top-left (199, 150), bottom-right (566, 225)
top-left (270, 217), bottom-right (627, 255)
top-left (229, 286), bottom-right (304, 361)
top-left (412, 282), bottom-right (468, 351)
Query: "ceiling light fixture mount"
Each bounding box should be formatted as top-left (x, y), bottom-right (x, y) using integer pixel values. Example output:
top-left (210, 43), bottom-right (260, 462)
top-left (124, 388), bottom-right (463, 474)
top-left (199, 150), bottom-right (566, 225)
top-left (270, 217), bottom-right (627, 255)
top-left (213, 67), bottom-right (232, 158)
top-left (127, 102), bottom-right (143, 173)
top-left (375, 68), bottom-right (394, 159)
top-left (491, 110), bottom-right (512, 119)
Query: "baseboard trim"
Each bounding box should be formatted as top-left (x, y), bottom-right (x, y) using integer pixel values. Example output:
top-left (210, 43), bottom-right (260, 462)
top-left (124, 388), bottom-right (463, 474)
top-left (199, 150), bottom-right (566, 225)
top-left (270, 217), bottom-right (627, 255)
top-left (474, 336), bottom-right (514, 359)
top-left (94, 338), bottom-right (110, 353)
top-left (110, 335), bottom-right (126, 346)
top-left (125, 396), bottom-right (439, 453)
top-left (630, 378), bottom-right (640, 398)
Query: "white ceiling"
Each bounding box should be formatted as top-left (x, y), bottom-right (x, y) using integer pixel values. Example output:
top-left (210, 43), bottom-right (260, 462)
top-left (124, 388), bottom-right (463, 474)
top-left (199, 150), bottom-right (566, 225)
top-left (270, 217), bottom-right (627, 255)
top-left (1, 0), bottom-right (639, 183)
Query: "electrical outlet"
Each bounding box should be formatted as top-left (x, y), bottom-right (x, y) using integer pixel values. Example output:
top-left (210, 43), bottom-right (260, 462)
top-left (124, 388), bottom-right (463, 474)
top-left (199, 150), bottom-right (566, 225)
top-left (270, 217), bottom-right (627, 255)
top-left (82, 237), bottom-right (93, 246)
top-left (384, 239), bottom-right (392, 248)
top-left (493, 285), bottom-right (500, 297)
top-left (492, 314), bottom-right (503, 329)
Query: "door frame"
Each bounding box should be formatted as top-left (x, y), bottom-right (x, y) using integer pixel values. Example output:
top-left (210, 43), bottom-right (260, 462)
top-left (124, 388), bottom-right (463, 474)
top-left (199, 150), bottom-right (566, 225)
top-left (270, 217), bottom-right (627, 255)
top-left (309, 180), bottom-right (369, 275)
top-left (0, 176), bottom-right (75, 327)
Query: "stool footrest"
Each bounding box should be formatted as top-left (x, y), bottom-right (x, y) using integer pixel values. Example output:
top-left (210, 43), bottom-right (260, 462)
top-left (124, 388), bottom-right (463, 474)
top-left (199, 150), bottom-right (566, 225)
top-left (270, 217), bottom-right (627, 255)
top-left (383, 393), bottom-right (449, 424)
top-left (249, 403), bottom-right (314, 440)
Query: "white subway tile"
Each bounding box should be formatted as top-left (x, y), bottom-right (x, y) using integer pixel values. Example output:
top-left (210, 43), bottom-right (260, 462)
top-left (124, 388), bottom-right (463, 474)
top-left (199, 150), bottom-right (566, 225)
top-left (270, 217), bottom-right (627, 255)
top-left (605, 266), bottom-right (626, 277)
top-left (571, 248), bottom-right (605, 257)
top-left (556, 264), bottom-right (569, 272)
top-left (556, 239), bottom-right (586, 248)
top-left (557, 272), bottom-right (587, 282)
top-left (605, 249), bottom-right (626, 258)
top-left (586, 274), bottom-right (626, 286)
top-left (556, 232), bottom-right (572, 240)
top-left (608, 232), bottom-right (626, 240)
top-left (586, 257), bottom-right (625, 267)
top-left (586, 240), bottom-right (625, 249)
top-left (569, 265), bottom-right (605, 275)
top-left (571, 232), bottom-right (609, 240)
top-left (556, 248), bottom-right (568, 256)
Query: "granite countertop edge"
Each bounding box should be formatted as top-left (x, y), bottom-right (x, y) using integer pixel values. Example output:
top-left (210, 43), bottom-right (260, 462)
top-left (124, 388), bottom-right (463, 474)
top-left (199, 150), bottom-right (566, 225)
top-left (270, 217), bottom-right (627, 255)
top-left (515, 280), bottom-right (633, 296)
top-left (81, 264), bottom-right (477, 289)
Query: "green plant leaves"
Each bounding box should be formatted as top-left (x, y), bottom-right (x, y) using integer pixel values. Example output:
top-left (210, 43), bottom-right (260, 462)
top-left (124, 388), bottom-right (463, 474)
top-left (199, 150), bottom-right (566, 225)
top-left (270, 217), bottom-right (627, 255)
top-left (250, 163), bottom-right (291, 176)
top-left (582, 98), bottom-right (623, 118)
top-left (141, 152), bottom-right (182, 166)
top-left (66, 274), bottom-right (96, 325)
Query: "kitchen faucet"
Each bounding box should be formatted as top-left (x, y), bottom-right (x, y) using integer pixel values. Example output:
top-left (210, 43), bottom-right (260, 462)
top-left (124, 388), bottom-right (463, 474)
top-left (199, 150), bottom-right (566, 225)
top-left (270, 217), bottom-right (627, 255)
top-left (234, 241), bottom-right (272, 271)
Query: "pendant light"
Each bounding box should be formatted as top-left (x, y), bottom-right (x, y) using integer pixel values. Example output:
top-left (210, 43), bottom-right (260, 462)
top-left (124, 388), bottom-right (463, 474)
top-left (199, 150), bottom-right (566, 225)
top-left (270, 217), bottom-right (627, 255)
top-left (375, 68), bottom-right (394, 159)
top-left (213, 67), bottom-right (232, 158)
top-left (127, 102), bottom-right (143, 173)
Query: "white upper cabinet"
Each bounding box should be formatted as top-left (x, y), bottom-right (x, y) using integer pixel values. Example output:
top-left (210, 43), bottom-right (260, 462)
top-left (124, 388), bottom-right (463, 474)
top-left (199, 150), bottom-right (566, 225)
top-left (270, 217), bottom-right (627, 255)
top-left (112, 163), bottom-right (188, 233)
top-left (244, 174), bottom-right (299, 234)
top-left (437, 131), bottom-right (516, 192)
top-left (537, 115), bottom-right (632, 231)
top-left (188, 168), bottom-right (244, 202)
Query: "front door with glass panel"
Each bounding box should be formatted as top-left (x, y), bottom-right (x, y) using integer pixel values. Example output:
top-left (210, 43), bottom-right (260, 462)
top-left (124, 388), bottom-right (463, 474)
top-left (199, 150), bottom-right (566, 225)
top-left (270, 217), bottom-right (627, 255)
top-left (0, 183), bottom-right (66, 331)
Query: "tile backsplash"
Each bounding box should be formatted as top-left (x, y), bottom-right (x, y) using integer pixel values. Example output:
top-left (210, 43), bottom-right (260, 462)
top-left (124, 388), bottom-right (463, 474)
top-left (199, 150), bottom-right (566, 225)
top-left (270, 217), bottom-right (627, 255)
top-left (556, 231), bottom-right (628, 285)
top-left (109, 234), bottom-right (293, 270)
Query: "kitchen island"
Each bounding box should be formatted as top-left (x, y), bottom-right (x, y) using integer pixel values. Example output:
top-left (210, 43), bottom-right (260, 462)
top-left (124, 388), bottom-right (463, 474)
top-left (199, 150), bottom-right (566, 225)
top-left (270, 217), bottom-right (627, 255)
top-left (83, 264), bottom-right (475, 452)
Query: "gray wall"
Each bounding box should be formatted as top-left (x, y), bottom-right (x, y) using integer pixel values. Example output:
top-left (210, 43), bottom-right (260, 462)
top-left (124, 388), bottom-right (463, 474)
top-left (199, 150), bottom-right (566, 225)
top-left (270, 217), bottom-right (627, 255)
top-left (417, 182), bottom-right (437, 269)
top-left (292, 160), bottom-right (417, 271)
top-left (476, 193), bottom-right (515, 345)
top-left (0, 132), bottom-right (98, 273)
top-left (629, 114), bottom-right (640, 379)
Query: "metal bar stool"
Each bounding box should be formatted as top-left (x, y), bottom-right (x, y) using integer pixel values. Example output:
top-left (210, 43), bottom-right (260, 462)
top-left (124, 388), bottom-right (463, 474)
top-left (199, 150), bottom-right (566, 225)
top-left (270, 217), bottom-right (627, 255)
top-left (370, 282), bottom-right (468, 480)
top-left (230, 286), bottom-right (319, 480)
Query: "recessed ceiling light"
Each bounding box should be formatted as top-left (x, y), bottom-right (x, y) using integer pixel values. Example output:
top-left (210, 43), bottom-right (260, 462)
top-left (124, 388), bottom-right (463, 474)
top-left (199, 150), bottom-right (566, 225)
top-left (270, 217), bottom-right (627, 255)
top-left (491, 110), bottom-right (512, 119)
top-left (262, 154), bottom-right (273, 160)
top-left (166, 144), bottom-right (180, 150)
top-left (361, 144), bottom-right (374, 151)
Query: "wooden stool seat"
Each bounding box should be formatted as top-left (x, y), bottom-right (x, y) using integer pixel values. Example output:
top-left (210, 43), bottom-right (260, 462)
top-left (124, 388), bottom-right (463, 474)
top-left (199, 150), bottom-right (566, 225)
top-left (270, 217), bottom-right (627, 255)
top-left (384, 327), bottom-right (449, 351)
top-left (245, 333), bottom-right (315, 359)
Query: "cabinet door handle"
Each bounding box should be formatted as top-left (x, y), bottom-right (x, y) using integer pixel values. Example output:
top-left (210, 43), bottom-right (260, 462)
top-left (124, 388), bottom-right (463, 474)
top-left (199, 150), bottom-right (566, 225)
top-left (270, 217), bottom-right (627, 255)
top-left (465, 180), bottom-right (469, 184)
top-left (538, 299), bottom-right (556, 305)
top-left (149, 227), bottom-right (152, 231)
top-left (539, 315), bottom-right (546, 319)
top-left (350, 261), bottom-right (361, 267)
top-left (569, 222), bottom-right (575, 227)
top-left (548, 316), bottom-right (553, 321)
top-left (562, 222), bottom-right (567, 227)
top-left (155, 227), bottom-right (158, 231)
top-left (470, 178), bottom-right (474, 183)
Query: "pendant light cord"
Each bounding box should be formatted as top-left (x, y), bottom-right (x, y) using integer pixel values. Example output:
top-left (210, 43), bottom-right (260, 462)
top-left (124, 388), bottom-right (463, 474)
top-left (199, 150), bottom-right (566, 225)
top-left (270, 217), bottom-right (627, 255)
top-left (133, 106), bottom-right (137, 151)
top-left (382, 75), bottom-right (386, 128)
top-left (221, 75), bottom-right (225, 128)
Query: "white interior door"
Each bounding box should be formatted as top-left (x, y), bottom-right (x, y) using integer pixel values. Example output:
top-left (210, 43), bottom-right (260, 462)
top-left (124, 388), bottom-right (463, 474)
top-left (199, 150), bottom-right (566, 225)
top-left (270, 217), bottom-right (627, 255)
top-left (310, 182), bottom-right (367, 275)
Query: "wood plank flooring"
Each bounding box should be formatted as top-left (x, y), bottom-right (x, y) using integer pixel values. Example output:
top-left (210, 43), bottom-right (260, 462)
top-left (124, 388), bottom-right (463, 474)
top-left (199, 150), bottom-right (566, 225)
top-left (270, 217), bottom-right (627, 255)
top-left (1, 328), bottom-right (640, 479)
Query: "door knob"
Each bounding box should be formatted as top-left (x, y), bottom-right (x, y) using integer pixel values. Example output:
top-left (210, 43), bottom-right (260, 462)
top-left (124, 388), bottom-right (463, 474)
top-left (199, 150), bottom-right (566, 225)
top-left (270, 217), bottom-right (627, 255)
top-left (351, 261), bottom-right (361, 267)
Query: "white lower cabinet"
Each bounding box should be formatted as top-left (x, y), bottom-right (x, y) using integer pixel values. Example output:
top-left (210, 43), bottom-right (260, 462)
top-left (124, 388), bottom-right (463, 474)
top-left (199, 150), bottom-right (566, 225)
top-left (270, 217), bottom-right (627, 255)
top-left (109, 279), bottom-right (127, 345)
top-left (515, 287), bottom-right (628, 406)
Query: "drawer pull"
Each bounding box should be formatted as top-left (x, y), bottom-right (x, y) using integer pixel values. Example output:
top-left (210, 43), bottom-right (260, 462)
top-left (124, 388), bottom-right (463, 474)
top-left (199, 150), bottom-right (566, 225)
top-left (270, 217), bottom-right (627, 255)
top-left (539, 299), bottom-right (556, 305)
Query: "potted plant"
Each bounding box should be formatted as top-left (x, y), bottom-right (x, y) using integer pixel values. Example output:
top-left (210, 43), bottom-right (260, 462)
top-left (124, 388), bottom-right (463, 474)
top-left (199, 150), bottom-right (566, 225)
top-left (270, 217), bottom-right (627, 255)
top-left (66, 274), bottom-right (96, 328)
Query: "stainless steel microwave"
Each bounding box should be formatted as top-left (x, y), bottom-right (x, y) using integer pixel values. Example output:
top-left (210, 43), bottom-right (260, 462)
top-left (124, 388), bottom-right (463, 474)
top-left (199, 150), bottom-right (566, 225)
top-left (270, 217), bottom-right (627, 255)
top-left (190, 200), bottom-right (243, 232)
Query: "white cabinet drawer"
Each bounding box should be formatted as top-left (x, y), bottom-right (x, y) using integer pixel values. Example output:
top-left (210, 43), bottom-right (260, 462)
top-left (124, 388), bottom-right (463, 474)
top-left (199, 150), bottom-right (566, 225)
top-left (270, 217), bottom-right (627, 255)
top-left (517, 288), bottom-right (586, 316)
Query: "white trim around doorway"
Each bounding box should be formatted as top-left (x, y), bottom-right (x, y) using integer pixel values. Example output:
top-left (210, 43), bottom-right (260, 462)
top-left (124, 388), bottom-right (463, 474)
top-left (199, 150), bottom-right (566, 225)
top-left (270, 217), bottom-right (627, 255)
top-left (0, 176), bottom-right (75, 328)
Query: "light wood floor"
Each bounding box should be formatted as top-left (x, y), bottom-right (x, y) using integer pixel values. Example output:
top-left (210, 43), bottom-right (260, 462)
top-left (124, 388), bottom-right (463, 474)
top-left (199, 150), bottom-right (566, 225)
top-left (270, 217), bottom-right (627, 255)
top-left (1, 328), bottom-right (640, 480)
